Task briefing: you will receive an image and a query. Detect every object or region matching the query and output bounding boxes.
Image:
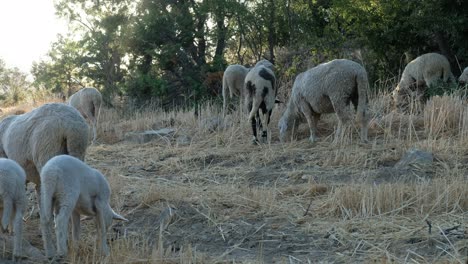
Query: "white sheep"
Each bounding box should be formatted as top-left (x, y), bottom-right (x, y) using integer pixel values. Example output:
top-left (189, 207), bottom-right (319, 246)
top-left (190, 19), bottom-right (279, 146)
top-left (278, 59), bottom-right (369, 143)
top-left (40, 155), bottom-right (127, 259)
top-left (0, 103), bottom-right (89, 204)
top-left (0, 158), bottom-right (26, 260)
top-left (392, 53), bottom-right (456, 111)
top-left (459, 67), bottom-right (468, 84)
top-left (222, 64), bottom-right (250, 116)
top-left (69, 87), bottom-right (102, 144)
top-left (244, 63), bottom-right (277, 144)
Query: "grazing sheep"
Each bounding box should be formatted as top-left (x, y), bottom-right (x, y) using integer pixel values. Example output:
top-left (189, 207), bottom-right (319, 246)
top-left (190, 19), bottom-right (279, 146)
top-left (278, 59), bottom-right (369, 143)
top-left (222, 65), bottom-right (250, 116)
top-left (392, 53), bottom-right (456, 112)
top-left (0, 158), bottom-right (26, 260)
top-left (40, 155), bottom-right (127, 259)
top-left (244, 64), bottom-right (277, 144)
top-left (69, 87), bottom-right (102, 144)
top-left (0, 103), bottom-right (89, 202)
top-left (459, 67), bottom-right (468, 84)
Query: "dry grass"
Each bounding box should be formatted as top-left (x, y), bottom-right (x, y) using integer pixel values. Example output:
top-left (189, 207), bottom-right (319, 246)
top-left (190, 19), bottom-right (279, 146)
top-left (1, 90), bottom-right (467, 263)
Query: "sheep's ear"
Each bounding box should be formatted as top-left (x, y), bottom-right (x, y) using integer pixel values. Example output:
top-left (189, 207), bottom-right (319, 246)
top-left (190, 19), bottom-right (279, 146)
top-left (275, 99), bottom-right (283, 104)
top-left (113, 212), bottom-right (128, 222)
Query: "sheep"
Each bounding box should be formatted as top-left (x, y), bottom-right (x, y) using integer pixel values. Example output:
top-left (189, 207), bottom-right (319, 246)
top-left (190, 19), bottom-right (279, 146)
top-left (69, 87), bottom-right (102, 144)
top-left (0, 158), bottom-right (26, 260)
top-left (40, 155), bottom-right (127, 259)
top-left (278, 59), bottom-right (369, 143)
top-left (255, 59), bottom-right (274, 71)
top-left (244, 63), bottom-right (277, 144)
top-left (392, 53), bottom-right (456, 112)
top-left (0, 103), bottom-right (89, 206)
top-left (222, 64), bottom-right (250, 116)
top-left (459, 67), bottom-right (468, 85)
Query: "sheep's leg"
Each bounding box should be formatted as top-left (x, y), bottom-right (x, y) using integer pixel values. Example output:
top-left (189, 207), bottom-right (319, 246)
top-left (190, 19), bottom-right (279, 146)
top-left (258, 109), bottom-right (269, 144)
top-left (71, 211), bottom-right (81, 247)
top-left (250, 114), bottom-right (259, 144)
top-left (1, 198), bottom-right (13, 233)
top-left (95, 202), bottom-right (110, 255)
top-left (12, 207), bottom-right (24, 260)
top-left (332, 100), bottom-right (353, 144)
top-left (299, 100), bottom-right (319, 143)
top-left (40, 203), bottom-right (56, 258)
top-left (351, 95), bottom-right (369, 143)
top-left (56, 206), bottom-right (74, 258)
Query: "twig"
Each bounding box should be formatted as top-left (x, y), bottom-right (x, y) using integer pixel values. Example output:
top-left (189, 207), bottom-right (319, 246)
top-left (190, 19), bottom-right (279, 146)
top-left (303, 197), bottom-right (313, 217)
top-left (191, 205), bottom-right (226, 242)
top-left (425, 219), bottom-right (432, 234)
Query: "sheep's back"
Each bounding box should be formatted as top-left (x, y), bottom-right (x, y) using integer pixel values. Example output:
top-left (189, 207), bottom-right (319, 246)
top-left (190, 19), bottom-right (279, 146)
top-left (2, 104), bottom-right (88, 181)
top-left (294, 59), bottom-right (365, 113)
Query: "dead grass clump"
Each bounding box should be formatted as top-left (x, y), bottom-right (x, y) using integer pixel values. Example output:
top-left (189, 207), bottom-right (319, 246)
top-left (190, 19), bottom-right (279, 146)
top-left (424, 95), bottom-right (466, 138)
top-left (321, 178), bottom-right (468, 218)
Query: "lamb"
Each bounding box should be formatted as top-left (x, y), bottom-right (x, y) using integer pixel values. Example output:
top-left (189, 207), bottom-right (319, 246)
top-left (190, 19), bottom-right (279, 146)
top-left (392, 53), bottom-right (456, 112)
top-left (40, 155), bottom-right (127, 259)
top-left (68, 87), bottom-right (102, 144)
top-left (0, 158), bottom-right (26, 260)
top-left (459, 67), bottom-right (468, 84)
top-left (222, 64), bottom-right (250, 116)
top-left (244, 63), bottom-right (277, 144)
top-left (278, 59), bottom-right (369, 143)
top-left (0, 103), bottom-right (89, 202)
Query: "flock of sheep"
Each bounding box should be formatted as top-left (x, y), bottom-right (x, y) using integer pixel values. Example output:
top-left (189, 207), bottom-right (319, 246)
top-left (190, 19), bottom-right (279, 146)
top-left (0, 52), bottom-right (467, 261)
top-left (0, 87), bottom-right (124, 261)
top-left (224, 52), bottom-right (468, 144)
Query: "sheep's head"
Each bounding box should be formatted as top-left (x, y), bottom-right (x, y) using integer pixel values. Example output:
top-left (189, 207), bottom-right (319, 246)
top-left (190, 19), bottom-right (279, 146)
top-left (278, 111), bottom-right (292, 142)
top-left (459, 68), bottom-right (468, 85)
top-left (104, 205), bottom-right (128, 231)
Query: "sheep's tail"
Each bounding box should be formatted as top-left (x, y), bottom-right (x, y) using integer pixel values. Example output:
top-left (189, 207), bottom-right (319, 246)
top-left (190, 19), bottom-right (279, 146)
top-left (356, 70), bottom-right (369, 124)
top-left (246, 81), bottom-right (261, 121)
top-left (94, 94), bottom-right (102, 143)
top-left (40, 174), bottom-right (56, 224)
top-left (443, 66), bottom-right (456, 84)
top-left (65, 120), bottom-right (89, 161)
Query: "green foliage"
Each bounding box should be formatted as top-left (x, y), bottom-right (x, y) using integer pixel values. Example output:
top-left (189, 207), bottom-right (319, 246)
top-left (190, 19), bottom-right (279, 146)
top-left (425, 81), bottom-right (466, 98)
top-left (125, 73), bottom-right (167, 100)
top-left (0, 59), bottom-right (31, 106)
top-left (33, 0), bottom-right (468, 107)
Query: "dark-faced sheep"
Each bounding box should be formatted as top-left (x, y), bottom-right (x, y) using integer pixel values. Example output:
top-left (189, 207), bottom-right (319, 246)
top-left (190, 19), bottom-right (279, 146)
top-left (244, 63), bottom-right (277, 144)
top-left (0, 103), bottom-right (89, 205)
top-left (392, 53), bottom-right (456, 112)
top-left (222, 65), bottom-right (250, 116)
top-left (278, 59), bottom-right (369, 143)
top-left (0, 158), bottom-right (26, 260)
top-left (40, 155), bottom-right (127, 259)
top-left (69, 87), bottom-right (102, 144)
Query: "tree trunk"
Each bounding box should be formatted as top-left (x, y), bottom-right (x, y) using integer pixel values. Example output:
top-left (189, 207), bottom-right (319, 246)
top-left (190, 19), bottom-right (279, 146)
top-left (214, 14), bottom-right (227, 69)
top-left (434, 31), bottom-right (459, 75)
top-left (267, 0), bottom-right (276, 64)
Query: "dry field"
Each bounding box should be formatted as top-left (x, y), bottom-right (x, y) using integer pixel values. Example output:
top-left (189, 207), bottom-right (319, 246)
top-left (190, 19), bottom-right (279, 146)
top-left (1, 90), bottom-right (467, 263)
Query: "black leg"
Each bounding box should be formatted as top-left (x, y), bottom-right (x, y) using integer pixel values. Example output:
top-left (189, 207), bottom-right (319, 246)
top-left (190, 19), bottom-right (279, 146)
top-left (251, 115), bottom-right (258, 141)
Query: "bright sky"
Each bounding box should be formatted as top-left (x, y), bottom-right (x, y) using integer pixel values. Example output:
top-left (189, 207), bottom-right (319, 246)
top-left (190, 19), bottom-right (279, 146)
top-left (0, 0), bottom-right (67, 73)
